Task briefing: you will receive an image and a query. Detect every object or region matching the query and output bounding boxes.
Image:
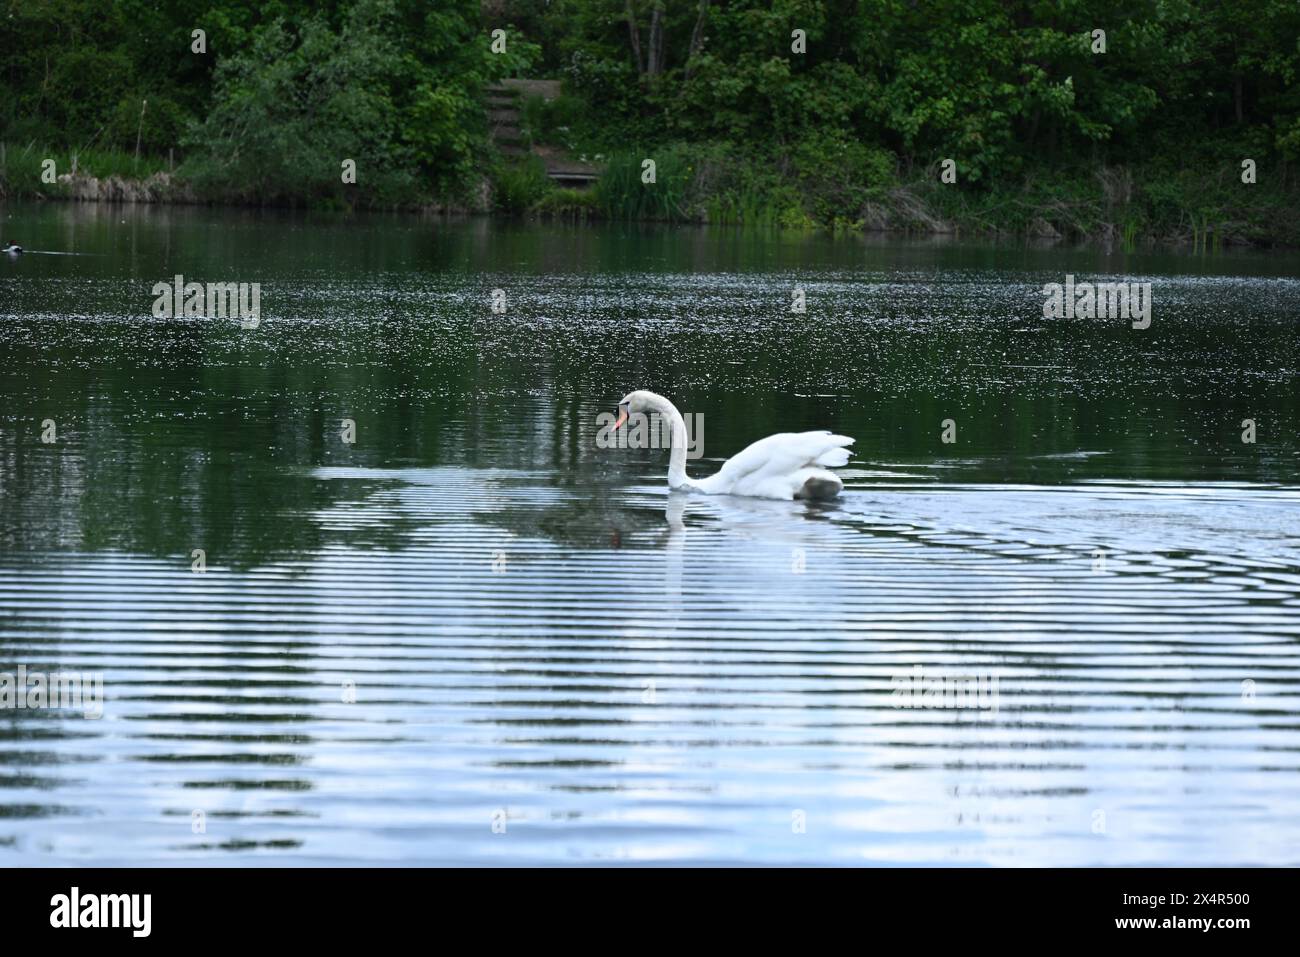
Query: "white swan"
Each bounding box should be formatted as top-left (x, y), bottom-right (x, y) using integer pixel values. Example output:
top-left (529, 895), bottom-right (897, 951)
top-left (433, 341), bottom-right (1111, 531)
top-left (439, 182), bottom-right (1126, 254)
top-left (613, 390), bottom-right (854, 500)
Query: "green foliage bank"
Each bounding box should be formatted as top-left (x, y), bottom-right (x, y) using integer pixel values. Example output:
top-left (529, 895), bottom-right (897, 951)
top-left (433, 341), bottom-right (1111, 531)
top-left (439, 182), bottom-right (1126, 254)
top-left (3, 0), bottom-right (1299, 244)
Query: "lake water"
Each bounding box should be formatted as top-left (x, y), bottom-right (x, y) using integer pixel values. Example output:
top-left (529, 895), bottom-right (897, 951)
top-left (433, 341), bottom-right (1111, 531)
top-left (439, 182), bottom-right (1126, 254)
top-left (2, 203), bottom-right (1299, 865)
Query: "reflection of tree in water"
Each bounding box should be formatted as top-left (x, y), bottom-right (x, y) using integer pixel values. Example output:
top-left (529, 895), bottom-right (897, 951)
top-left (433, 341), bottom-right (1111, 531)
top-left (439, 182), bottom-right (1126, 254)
top-left (0, 320), bottom-right (537, 567)
top-left (472, 497), bottom-right (676, 551)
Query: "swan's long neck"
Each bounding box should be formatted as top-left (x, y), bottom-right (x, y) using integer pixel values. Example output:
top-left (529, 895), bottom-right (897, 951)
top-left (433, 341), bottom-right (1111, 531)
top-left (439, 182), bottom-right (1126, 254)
top-left (648, 394), bottom-right (692, 489)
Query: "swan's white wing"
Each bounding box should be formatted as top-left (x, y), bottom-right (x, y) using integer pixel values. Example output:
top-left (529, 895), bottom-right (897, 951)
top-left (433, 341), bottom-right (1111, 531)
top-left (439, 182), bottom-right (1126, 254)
top-left (702, 431), bottom-right (855, 496)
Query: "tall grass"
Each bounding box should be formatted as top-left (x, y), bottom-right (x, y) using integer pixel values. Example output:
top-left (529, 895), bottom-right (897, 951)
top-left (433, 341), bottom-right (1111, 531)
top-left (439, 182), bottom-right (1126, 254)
top-left (491, 155), bottom-right (550, 214)
top-left (0, 141), bottom-right (171, 197)
top-left (595, 150), bottom-right (692, 221)
top-left (701, 185), bottom-right (813, 229)
top-left (535, 187), bottom-right (599, 220)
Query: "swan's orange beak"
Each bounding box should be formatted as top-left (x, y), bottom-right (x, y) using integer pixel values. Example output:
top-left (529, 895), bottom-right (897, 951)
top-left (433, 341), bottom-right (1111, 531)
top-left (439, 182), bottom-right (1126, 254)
top-left (612, 408), bottom-right (628, 429)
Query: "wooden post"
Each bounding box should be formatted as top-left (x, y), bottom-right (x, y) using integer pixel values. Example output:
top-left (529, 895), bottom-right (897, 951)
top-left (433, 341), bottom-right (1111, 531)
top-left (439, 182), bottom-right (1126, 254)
top-left (135, 99), bottom-right (148, 162)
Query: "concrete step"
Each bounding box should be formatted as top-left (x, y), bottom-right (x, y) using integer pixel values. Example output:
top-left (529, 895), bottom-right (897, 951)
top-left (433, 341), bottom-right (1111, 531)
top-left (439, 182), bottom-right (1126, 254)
top-left (487, 80), bottom-right (603, 189)
top-left (497, 78), bottom-right (563, 101)
top-left (548, 173), bottom-right (599, 189)
top-left (547, 168), bottom-right (599, 181)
